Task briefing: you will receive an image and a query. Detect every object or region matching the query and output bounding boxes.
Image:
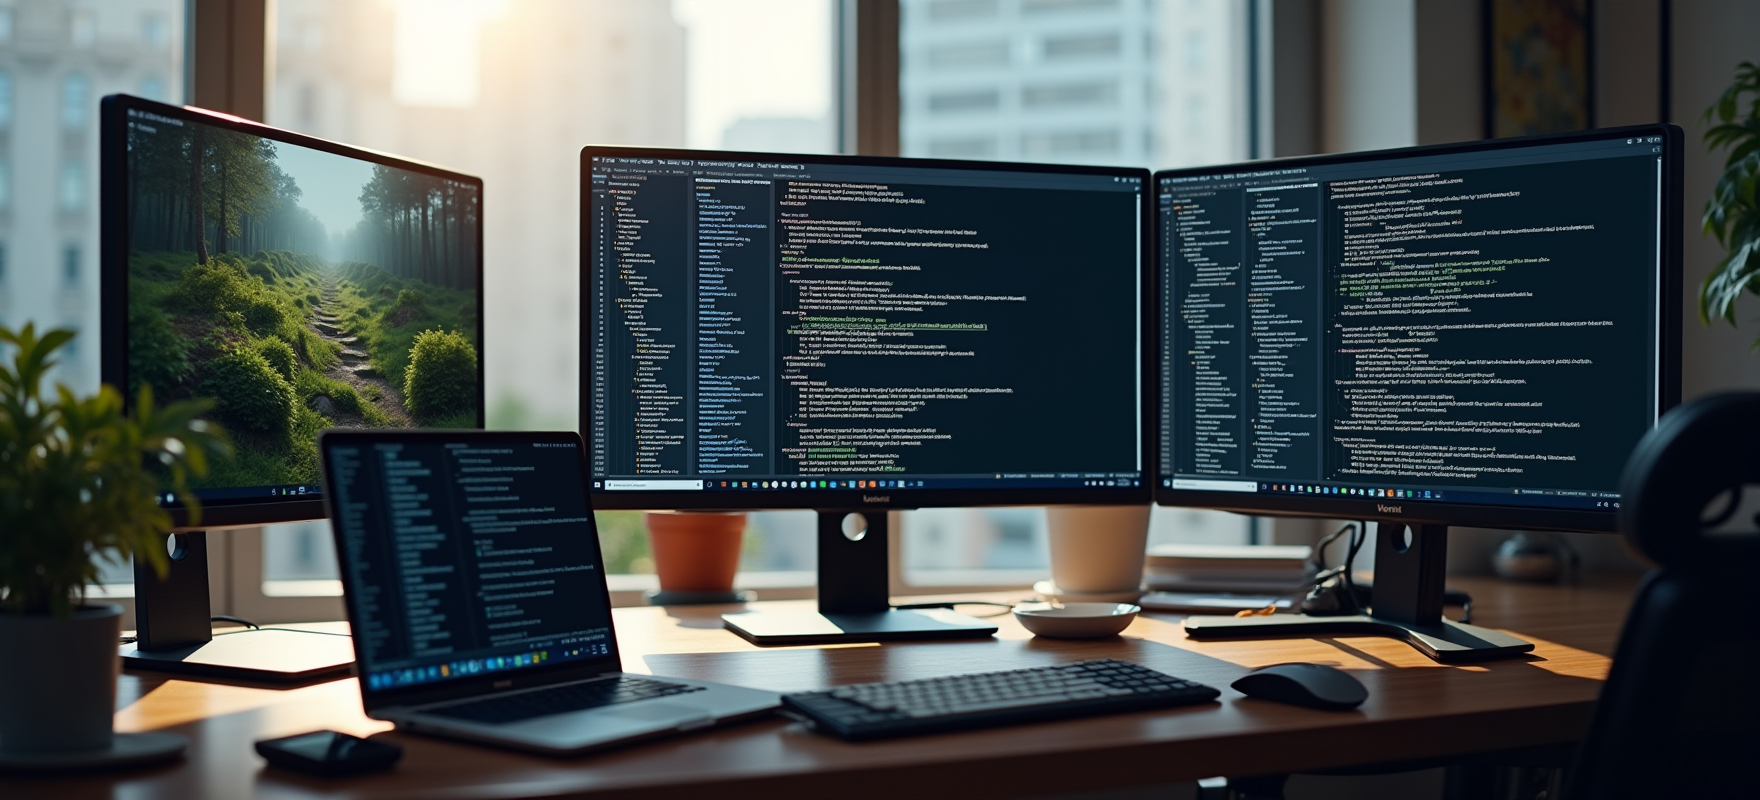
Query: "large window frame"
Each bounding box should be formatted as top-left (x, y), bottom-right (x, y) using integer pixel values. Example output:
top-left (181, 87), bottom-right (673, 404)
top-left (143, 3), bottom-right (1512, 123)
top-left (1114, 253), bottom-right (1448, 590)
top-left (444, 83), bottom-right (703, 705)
top-left (121, 0), bottom-right (1276, 625)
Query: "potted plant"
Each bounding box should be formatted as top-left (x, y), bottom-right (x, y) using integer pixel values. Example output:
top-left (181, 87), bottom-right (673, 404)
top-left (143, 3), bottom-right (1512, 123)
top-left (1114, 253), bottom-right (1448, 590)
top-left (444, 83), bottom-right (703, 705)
top-left (0, 324), bottom-right (229, 759)
top-left (642, 511), bottom-right (749, 604)
top-left (1701, 61), bottom-right (1760, 346)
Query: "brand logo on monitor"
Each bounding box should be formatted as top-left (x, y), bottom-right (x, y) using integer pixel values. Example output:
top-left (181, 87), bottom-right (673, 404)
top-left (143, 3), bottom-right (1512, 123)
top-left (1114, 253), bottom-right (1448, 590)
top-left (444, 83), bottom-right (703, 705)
top-left (493, 679), bottom-right (512, 689)
top-left (863, 495), bottom-right (890, 504)
top-left (1377, 504), bottom-right (1403, 514)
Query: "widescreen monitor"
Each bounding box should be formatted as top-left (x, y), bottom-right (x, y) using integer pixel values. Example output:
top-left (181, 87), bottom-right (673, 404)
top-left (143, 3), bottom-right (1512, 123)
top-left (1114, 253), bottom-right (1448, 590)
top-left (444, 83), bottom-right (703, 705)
top-left (582, 147), bottom-right (1150, 643)
top-left (1154, 124), bottom-right (1682, 534)
top-left (101, 95), bottom-right (486, 530)
top-left (582, 148), bottom-right (1151, 513)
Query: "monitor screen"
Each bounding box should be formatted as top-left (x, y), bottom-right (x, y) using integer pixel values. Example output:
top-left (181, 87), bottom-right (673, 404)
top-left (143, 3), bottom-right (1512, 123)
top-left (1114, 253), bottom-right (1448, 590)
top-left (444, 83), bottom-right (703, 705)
top-left (1154, 126), bottom-right (1681, 532)
top-left (102, 96), bottom-right (484, 526)
top-left (320, 432), bottom-right (614, 696)
top-left (583, 149), bottom-right (1150, 510)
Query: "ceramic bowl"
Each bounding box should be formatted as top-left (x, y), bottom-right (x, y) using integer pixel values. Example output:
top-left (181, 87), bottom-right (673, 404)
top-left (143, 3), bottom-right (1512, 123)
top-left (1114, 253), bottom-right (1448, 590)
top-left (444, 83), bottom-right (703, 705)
top-left (1012, 602), bottom-right (1141, 639)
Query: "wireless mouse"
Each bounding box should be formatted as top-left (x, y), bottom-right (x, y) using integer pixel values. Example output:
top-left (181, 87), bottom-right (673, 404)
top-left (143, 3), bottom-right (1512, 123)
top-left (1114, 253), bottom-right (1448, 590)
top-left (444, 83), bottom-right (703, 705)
top-left (1231, 663), bottom-right (1368, 711)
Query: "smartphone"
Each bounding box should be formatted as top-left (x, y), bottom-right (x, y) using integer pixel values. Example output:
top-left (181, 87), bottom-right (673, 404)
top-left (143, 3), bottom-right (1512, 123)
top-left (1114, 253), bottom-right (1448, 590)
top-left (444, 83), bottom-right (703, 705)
top-left (255, 730), bottom-right (402, 777)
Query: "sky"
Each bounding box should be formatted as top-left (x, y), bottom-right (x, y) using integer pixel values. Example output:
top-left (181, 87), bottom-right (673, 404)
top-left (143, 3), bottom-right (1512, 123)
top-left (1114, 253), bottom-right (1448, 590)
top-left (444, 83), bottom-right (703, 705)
top-left (386, 0), bottom-right (833, 149)
top-left (270, 140), bottom-right (377, 238)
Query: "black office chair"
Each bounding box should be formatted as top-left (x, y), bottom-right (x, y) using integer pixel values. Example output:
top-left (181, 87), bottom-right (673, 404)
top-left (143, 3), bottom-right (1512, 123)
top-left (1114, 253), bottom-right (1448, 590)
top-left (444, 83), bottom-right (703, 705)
top-left (1565, 391), bottom-right (1760, 799)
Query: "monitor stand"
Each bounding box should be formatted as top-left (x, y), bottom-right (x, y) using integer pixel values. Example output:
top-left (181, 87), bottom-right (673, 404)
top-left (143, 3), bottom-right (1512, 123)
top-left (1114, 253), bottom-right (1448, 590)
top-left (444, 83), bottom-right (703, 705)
top-left (120, 531), bottom-right (355, 684)
top-left (1181, 522), bottom-right (1534, 663)
top-left (722, 510), bottom-right (999, 645)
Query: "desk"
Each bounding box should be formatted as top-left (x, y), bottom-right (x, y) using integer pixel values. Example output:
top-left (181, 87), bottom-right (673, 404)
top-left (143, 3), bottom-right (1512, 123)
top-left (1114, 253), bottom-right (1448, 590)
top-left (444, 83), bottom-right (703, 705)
top-left (2, 575), bottom-right (1636, 799)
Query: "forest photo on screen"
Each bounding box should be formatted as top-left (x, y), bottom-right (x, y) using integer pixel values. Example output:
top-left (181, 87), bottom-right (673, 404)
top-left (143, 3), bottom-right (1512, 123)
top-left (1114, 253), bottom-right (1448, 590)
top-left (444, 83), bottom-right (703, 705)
top-left (125, 111), bottom-right (481, 490)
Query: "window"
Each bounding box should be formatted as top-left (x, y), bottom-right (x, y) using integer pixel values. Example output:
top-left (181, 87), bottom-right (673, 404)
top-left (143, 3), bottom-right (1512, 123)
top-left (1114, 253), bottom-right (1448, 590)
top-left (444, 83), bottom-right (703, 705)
top-left (0, 8), bottom-right (13, 43)
top-left (0, 72), bottom-right (12, 128)
top-left (62, 73), bottom-right (90, 130)
top-left (0, 157), bottom-right (9, 210)
top-left (58, 161), bottom-right (83, 212)
top-left (142, 12), bottom-right (169, 49)
top-left (260, 0), bottom-right (839, 590)
top-left (928, 0), bottom-right (999, 22)
top-left (0, 242), bottom-right (8, 283)
top-left (62, 245), bottom-right (80, 286)
top-left (925, 39), bottom-right (1010, 69)
top-left (70, 9), bottom-right (96, 48)
top-left (1022, 80), bottom-right (1116, 108)
top-left (138, 75), bottom-right (166, 101)
top-left (928, 88), bottom-right (1001, 113)
top-left (902, 0), bottom-right (1248, 168)
top-left (1041, 32), bottom-right (1121, 60)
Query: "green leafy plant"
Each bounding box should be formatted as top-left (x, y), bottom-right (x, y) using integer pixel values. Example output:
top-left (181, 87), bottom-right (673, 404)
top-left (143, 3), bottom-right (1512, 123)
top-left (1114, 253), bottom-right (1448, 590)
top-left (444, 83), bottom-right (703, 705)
top-left (0, 324), bottom-right (231, 617)
top-left (202, 346), bottom-right (296, 436)
top-left (403, 328), bottom-right (477, 422)
top-left (1702, 61), bottom-right (1760, 348)
top-left (256, 337), bottom-right (298, 383)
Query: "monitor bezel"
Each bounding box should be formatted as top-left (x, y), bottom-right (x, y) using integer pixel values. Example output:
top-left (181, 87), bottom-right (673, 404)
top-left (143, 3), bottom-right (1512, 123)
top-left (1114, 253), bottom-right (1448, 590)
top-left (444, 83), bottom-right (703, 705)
top-left (1150, 123), bottom-right (1684, 533)
top-left (100, 94), bottom-right (488, 530)
top-left (316, 429), bottom-right (624, 713)
top-left (579, 145), bottom-right (1155, 512)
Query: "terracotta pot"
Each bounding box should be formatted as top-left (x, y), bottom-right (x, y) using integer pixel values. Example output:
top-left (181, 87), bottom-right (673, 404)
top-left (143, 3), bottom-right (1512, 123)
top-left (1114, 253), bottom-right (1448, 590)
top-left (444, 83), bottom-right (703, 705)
top-left (644, 512), bottom-right (746, 593)
top-left (0, 604), bottom-right (122, 755)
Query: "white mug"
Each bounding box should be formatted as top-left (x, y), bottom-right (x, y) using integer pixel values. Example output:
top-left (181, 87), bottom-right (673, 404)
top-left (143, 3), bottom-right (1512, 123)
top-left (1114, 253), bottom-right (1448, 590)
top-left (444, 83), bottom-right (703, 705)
top-left (1045, 505), bottom-right (1152, 594)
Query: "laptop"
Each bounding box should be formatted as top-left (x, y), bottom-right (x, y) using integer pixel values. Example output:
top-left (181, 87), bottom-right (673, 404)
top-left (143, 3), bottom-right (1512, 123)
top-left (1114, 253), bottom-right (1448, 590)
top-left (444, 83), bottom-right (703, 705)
top-left (318, 429), bottom-right (780, 756)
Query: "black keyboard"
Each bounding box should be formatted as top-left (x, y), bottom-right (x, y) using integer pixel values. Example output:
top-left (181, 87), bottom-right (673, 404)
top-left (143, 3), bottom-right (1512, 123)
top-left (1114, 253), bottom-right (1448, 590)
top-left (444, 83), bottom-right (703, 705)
top-left (782, 659), bottom-right (1218, 741)
top-left (424, 676), bottom-right (705, 725)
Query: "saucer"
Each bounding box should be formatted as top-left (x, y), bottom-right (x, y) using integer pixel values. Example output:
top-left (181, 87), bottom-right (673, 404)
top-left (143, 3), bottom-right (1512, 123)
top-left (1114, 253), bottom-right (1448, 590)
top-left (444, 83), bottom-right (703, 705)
top-left (0, 731), bottom-right (187, 772)
top-left (1013, 602), bottom-right (1141, 638)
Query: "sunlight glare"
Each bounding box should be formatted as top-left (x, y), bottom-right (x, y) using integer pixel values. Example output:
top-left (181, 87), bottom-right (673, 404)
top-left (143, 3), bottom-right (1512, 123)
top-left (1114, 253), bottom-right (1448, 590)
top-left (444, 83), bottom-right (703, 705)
top-left (391, 0), bottom-right (509, 108)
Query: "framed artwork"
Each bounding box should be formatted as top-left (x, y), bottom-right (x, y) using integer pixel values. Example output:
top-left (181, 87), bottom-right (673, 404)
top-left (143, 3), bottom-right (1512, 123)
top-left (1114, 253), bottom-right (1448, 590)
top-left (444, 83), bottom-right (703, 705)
top-left (1484, 0), bottom-right (1594, 138)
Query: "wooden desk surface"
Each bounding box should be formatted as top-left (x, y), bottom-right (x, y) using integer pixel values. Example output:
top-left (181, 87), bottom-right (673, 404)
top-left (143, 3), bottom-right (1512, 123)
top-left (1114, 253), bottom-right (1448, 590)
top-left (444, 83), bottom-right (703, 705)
top-left (3, 575), bottom-right (1636, 799)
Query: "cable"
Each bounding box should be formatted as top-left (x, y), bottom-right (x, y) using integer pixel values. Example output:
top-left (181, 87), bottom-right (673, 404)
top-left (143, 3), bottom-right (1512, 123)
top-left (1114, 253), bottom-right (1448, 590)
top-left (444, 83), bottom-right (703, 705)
top-left (892, 601), bottom-right (1017, 618)
top-left (210, 615), bottom-right (259, 630)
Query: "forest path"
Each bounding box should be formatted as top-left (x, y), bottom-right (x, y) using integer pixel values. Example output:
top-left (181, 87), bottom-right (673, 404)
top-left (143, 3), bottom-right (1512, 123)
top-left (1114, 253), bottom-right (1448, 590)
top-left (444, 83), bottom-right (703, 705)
top-left (309, 275), bottom-right (412, 427)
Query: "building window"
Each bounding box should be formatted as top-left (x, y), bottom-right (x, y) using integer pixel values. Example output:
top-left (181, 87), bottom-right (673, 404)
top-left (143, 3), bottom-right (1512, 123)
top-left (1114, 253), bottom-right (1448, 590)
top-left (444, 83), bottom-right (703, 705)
top-left (1022, 0), bottom-right (1119, 13)
top-left (143, 12), bottom-right (169, 49)
top-left (70, 10), bottom-right (96, 48)
top-left (62, 245), bottom-right (80, 286)
top-left (1022, 80), bottom-right (1116, 108)
top-left (928, 89), bottom-right (1001, 113)
top-left (62, 74), bottom-right (91, 130)
top-left (138, 75), bottom-right (167, 102)
top-left (0, 242), bottom-right (8, 284)
top-left (1042, 32), bottom-right (1121, 60)
top-left (926, 40), bottom-right (1010, 69)
top-left (59, 161), bottom-right (84, 212)
top-left (0, 156), bottom-right (10, 210)
top-left (927, 0), bottom-right (999, 22)
top-left (927, 136), bottom-right (997, 157)
top-left (0, 72), bottom-right (12, 128)
top-left (0, 9), bottom-right (13, 44)
top-left (1021, 128), bottom-right (1120, 156)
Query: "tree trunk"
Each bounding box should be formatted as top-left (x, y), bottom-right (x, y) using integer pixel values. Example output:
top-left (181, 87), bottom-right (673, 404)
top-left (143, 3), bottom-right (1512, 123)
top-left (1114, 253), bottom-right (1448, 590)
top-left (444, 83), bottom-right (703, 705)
top-left (191, 128), bottom-right (208, 264)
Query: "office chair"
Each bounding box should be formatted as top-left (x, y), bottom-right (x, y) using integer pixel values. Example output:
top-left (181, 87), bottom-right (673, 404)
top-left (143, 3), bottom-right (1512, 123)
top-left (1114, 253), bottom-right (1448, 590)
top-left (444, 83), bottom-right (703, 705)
top-left (1565, 391), bottom-right (1760, 799)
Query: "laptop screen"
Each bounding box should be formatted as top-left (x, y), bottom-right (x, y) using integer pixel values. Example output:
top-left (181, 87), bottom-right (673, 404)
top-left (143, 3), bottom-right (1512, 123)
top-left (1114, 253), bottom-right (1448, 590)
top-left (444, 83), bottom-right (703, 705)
top-left (323, 433), bottom-right (615, 692)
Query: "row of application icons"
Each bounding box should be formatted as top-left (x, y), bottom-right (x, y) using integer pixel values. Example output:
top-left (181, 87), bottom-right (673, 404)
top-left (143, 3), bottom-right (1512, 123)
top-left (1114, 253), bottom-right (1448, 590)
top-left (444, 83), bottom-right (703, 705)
top-left (1083, 479), bottom-right (1137, 487)
top-left (266, 485), bottom-right (318, 496)
top-left (1263, 484), bottom-right (1441, 500)
top-left (366, 642), bottom-right (612, 691)
top-left (713, 479), bottom-right (922, 489)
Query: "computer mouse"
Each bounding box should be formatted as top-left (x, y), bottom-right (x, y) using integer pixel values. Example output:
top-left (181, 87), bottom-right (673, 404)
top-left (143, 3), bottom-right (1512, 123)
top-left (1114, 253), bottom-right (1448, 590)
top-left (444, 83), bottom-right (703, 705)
top-left (1230, 663), bottom-right (1367, 711)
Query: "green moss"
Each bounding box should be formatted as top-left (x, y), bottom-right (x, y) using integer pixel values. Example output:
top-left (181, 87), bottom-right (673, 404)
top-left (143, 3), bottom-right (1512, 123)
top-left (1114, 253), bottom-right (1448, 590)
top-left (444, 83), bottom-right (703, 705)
top-left (202, 347), bottom-right (296, 437)
top-left (403, 328), bottom-right (478, 422)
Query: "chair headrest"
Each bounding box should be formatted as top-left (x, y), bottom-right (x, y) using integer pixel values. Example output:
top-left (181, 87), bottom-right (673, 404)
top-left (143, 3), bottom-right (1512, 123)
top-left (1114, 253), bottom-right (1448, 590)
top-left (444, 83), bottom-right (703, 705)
top-left (1619, 392), bottom-right (1760, 565)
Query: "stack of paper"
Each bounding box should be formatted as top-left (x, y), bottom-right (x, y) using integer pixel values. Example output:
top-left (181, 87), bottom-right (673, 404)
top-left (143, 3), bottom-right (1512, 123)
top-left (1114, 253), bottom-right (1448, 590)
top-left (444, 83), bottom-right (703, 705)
top-left (1143, 543), bottom-right (1313, 593)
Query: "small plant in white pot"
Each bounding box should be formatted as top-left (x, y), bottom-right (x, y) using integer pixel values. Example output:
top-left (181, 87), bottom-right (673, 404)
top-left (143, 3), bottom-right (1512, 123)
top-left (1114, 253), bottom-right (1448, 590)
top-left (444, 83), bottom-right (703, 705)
top-left (0, 324), bottom-right (229, 763)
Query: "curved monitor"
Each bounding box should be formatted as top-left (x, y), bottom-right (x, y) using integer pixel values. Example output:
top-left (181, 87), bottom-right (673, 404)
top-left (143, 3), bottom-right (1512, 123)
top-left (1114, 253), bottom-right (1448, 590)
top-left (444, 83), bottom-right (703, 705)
top-left (582, 148), bottom-right (1151, 511)
top-left (100, 95), bottom-right (486, 528)
top-left (1154, 124), bottom-right (1682, 533)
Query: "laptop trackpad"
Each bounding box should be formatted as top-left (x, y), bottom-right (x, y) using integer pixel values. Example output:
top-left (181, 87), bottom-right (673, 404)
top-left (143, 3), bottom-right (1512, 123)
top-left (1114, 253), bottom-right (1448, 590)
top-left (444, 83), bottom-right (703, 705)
top-left (601, 702), bottom-right (711, 726)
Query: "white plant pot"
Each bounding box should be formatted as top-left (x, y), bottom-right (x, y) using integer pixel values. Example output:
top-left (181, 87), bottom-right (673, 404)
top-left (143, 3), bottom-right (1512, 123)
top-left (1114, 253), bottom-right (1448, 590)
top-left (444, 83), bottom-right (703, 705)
top-left (0, 604), bottom-right (122, 755)
top-left (1045, 505), bottom-right (1152, 595)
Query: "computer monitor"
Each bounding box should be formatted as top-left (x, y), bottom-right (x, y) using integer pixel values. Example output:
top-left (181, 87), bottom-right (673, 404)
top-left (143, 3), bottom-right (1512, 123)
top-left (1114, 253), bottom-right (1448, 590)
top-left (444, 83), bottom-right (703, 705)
top-left (1154, 124), bottom-right (1682, 660)
top-left (99, 94), bottom-right (485, 678)
top-left (582, 147), bottom-right (1151, 643)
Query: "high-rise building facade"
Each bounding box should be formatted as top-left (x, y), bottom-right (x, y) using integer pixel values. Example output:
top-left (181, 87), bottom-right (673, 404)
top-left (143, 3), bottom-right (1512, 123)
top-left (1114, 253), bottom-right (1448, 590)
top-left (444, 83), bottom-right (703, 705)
top-left (899, 0), bottom-right (1246, 168)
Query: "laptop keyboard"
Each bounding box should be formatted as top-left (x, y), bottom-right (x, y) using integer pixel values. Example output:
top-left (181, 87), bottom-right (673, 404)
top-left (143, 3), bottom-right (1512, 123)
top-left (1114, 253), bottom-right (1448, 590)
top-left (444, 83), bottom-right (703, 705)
top-left (424, 676), bottom-right (705, 725)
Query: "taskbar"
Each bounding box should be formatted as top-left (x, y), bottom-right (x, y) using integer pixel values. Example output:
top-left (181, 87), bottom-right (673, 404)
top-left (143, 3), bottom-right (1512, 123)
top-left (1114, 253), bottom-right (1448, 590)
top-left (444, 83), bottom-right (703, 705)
top-left (596, 474), bottom-right (1144, 492)
top-left (1161, 477), bottom-right (1621, 511)
top-left (156, 483), bottom-right (324, 507)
